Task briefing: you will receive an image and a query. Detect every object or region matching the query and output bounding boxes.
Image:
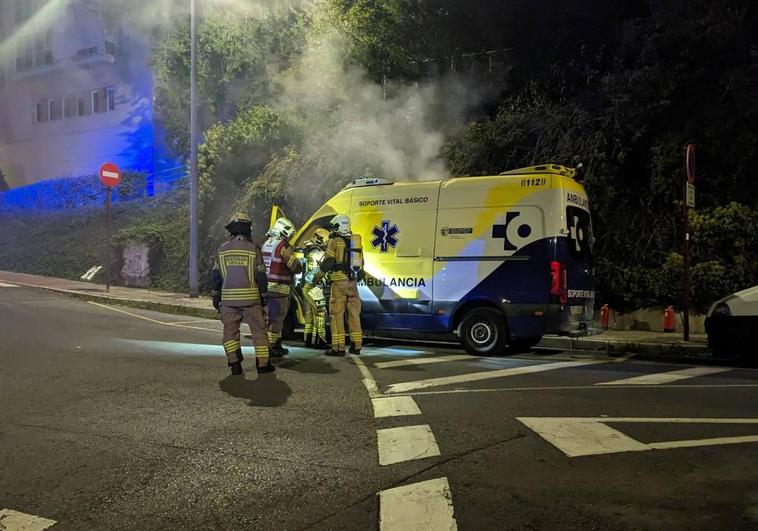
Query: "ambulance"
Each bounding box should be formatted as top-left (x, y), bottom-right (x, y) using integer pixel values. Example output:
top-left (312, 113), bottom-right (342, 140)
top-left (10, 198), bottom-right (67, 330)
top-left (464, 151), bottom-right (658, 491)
top-left (287, 164), bottom-right (595, 356)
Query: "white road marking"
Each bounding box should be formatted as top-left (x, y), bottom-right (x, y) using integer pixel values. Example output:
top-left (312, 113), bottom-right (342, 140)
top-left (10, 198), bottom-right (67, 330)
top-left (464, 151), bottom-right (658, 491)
top-left (353, 355), bottom-right (382, 398)
top-left (0, 509), bottom-right (56, 530)
top-left (393, 383), bottom-right (758, 396)
top-left (385, 359), bottom-right (605, 394)
top-left (379, 477), bottom-right (457, 531)
top-left (0, 282), bottom-right (19, 288)
top-left (597, 366), bottom-right (732, 386)
top-left (518, 417), bottom-right (758, 457)
top-left (377, 424), bottom-right (441, 465)
top-left (87, 302), bottom-right (218, 332)
top-left (372, 396), bottom-right (422, 418)
top-left (375, 354), bottom-right (472, 369)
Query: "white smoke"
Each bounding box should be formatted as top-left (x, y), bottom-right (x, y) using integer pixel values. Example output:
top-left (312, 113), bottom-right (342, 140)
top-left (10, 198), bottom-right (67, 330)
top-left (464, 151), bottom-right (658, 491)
top-left (277, 26), bottom-right (477, 183)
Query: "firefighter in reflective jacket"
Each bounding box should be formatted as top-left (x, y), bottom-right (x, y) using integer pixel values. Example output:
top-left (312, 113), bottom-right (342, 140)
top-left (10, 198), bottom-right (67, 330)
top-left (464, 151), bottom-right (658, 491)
top-left (321, 214), bottom-right (364, 356)
top-left (262, 217), bottom-right (302, 357)
top-left (302, 228), bottom-right (330, 349)
top-left (211, 212), bottom-right (274, 375)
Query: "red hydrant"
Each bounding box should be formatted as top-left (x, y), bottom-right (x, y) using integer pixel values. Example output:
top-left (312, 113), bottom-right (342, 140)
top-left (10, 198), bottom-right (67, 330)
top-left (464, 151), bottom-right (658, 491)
top-left (663, 306), bottom-right (676, 333)
top-left (600, 304), bottom-right (610, 330)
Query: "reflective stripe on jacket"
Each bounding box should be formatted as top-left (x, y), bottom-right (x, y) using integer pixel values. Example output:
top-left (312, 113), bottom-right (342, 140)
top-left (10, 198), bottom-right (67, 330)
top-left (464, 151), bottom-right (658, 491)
top-left (213, 237), bottom-right (264, 307)
top-left (262, 237), bottom-right (302, 295)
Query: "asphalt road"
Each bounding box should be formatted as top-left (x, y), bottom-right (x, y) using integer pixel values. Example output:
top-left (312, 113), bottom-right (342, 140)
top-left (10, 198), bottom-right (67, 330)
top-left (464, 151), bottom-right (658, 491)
top-left (2, 284), bottom-right (758, 530)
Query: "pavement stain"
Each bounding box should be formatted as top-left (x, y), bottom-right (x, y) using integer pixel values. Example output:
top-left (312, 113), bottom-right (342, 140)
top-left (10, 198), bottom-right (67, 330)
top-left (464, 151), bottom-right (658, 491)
top-left (218, 373), bottom-right (292, 407)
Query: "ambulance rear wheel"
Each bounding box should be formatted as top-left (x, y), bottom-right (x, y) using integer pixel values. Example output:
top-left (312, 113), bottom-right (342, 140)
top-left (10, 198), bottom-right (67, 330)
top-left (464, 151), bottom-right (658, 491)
top-left (460, 308), bottom-right (509, 357)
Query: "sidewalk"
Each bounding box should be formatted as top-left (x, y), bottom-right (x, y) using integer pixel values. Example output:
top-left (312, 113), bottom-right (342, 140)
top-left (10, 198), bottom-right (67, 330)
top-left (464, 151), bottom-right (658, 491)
top-left (0, 270), bottom-right (711, 360)
top-left (0, 270), bottom-right (218, 319)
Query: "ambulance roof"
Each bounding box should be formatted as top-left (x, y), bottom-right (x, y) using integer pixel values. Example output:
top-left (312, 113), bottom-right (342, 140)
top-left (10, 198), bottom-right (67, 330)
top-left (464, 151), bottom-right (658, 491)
top-left (343, 164), bottom-right (577, 190)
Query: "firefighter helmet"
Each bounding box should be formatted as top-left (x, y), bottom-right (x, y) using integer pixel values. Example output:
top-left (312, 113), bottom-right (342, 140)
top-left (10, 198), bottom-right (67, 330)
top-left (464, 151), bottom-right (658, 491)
top-left (313, 228), bottom-right (330, 247)
top-left (269, 217), bottom-right (296, 240)
top-left (330, 214), bottom-right (351, 236)
top-left (225, 212), bottom-right (252, 235)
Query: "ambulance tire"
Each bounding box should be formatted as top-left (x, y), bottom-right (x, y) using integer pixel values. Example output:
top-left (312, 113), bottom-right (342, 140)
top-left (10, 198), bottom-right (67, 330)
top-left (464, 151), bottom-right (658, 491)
top-left (459, 308), bottom-right (509, 357)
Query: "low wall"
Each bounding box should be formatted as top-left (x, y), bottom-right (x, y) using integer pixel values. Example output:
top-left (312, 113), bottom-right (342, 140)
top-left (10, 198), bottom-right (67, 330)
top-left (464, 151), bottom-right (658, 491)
top-left (598, 307), bottom-right (706, 334)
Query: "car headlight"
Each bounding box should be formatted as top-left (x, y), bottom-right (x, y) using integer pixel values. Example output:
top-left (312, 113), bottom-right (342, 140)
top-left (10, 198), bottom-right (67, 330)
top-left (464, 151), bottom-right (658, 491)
top-left (711, 303), bottom-right (731, 317)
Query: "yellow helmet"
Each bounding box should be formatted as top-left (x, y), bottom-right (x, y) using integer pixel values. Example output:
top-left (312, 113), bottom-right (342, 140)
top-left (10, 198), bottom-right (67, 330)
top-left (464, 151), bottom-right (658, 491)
top-left (313, 228), bottom-right (330, 246)
top-left (225, 212), bottom-right (252, 234)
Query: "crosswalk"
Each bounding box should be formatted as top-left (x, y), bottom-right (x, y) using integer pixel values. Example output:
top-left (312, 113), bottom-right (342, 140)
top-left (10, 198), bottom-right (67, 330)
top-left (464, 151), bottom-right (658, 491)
top-left (0, 281), bottom-right (19, 288)
top-left (363, 350), bottom-right (748, 396)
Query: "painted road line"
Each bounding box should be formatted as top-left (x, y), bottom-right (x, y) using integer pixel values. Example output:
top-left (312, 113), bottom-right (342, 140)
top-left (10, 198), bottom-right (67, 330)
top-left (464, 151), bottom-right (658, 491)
top-left (394, 383), bottom-right (758, 396)
top-left (375, 354), bottom-right (472, 369)
top-left (0, 282), bottom-right (19, 288)
top-left (385, 359), bottom-right (604, 394)
top-left (353, 355), bottom-right (382, 398)
top-left (517, 417), bottom-right (758, 457)
top-left (0, 509), bottom-right (57, 530)
top-left (372, 396), bottom-right (422, 418)
top-left (379, 477), bottom-right (457, 531)
top-left (87, 302), bottom-right (218, 332)
top-left (377, 425), bottom-right (441, 465)
top-left (597, 366), bottom-right (732, 386)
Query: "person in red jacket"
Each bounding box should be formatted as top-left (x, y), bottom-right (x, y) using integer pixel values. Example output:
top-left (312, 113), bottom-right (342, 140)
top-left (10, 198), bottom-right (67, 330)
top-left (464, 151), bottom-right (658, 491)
top-left (262, 217), bottom-right (302, 357)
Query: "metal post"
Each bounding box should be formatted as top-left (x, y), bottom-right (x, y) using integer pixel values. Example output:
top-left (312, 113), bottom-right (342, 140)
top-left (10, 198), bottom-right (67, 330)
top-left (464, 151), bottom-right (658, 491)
top-left (683, 183), bottom-right (690, 341)
top-left (189, 0), bottom-right (199, 298)
top-left (105, 187), bottom-right (112, 292)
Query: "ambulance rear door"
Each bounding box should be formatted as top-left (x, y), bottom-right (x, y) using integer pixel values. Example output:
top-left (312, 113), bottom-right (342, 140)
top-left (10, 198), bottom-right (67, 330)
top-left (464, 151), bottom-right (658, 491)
top-left (350, 181), bottom-right (441, 331)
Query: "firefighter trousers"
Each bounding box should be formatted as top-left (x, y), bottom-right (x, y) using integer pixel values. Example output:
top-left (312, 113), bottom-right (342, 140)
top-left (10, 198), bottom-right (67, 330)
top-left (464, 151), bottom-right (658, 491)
top-left (266, 294), bottom-right (290, 345)
top-left (329, 279), bottom-right (362, 351)
top-left (303, 283), bottom-right (326, 342)
top-left (220, 304), bottom-right (269, 365)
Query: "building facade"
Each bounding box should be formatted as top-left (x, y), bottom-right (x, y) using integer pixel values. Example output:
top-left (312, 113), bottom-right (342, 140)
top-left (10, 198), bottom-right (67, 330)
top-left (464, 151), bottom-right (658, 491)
top-left (0, 0), bottom-right (174, 192)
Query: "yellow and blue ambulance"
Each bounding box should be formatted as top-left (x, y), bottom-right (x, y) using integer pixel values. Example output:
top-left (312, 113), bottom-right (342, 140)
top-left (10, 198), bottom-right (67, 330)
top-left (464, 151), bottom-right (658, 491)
top-left (288, 164), bottom-right (595, 356)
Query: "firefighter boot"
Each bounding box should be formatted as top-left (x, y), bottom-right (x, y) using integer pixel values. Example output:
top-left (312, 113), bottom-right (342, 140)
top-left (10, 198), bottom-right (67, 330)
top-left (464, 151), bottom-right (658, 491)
top-left (256, 359), bottom-right (276, 374)
top-left (315, 337), bottom-right (329, 350)
top-left (304, 335), bottom-right (313, 349)
top-left (325, 349), bottom-right (346, 357)
top-left (272, 339), bottom-right (289, 357)
top-left (349, 345), bottom-right (361, 355)
top-left (230, 362), bottom-right (243, 376)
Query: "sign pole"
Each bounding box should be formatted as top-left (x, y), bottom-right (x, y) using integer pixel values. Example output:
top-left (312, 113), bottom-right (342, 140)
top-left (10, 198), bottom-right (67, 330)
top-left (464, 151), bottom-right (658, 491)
top-left (683, 144), bottom-right (696, 342)
top-left (98, 162), bottom-right (121, 293)
top-left (105, 186), bottom-right (112, 292)
top-left (683, 183), bottom-right (689, 341)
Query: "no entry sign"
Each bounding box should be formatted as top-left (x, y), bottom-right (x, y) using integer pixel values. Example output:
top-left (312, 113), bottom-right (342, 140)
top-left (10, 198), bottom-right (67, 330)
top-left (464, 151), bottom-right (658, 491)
top-left (99, 162), bottom-right (121, 187)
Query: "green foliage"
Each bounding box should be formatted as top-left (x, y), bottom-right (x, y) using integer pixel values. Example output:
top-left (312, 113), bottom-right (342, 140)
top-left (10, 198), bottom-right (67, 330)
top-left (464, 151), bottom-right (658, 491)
top-left (153, 5), bottom-right (307, 156)
top-left (0, 190), bottom-right (190, 292)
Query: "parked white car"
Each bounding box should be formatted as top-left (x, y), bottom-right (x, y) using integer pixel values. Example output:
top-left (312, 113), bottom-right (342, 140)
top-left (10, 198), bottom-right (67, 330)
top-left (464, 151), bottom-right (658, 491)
top-left (705, 285), bottom-right (758, 357)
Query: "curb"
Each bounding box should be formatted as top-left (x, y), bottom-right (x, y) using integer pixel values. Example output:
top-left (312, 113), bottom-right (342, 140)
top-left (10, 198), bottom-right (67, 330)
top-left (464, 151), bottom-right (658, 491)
top-left (537, 335), bottom-right (712, 363)
top-left (9, 281), bottom-right (220, 320)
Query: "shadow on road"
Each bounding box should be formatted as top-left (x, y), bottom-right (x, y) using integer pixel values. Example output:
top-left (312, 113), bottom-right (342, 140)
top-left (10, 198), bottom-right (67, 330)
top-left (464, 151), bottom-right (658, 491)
top-left (275, 357), bottom-right (340, 374)
top-left (218, 373), bottom-right (292, 407)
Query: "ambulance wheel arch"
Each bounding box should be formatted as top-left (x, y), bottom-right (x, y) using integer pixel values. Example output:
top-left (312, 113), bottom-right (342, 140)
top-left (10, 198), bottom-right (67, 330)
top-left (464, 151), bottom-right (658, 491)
top-left (455, 303), bottom-right (510, 356)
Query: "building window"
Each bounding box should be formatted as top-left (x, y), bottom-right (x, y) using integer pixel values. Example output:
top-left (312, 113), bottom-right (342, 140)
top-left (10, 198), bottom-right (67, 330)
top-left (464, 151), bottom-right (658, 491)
top-left (15, 0), bottom-right (34, 26)
top-left (77, 94), bottom-right (90, 116)
top-left (107, 87), bottom-right (116, 111)
top-left (35, 100), bottom-right (48, 123)
top-left (49, 98), bottom-right (61, 120)
top-left (64, 95), bottom-right (76, 118)
top-left (34, 29), bottom-right (53, 67)
top-left (16, 36), bottom-right (33, 72)
top-left (105, 41), bottom-right (115, 56)
top-left (92, 89), bottom-right (108, 113)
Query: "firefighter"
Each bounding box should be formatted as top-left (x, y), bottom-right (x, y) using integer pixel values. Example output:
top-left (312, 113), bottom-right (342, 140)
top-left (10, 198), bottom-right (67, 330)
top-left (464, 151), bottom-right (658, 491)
top-left (262, 217), bottom-right (302, 357)
top-left (320, 214), bottom-right (364, 356)
top-left (302, 228), bottom-right (330, 349)
top-left (211, 212), bottom-right (274, 375)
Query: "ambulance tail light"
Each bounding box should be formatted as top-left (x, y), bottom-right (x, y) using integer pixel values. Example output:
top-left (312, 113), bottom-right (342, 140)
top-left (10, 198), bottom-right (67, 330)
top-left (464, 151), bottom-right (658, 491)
top-left (550, 261), bottom-right (568, 304)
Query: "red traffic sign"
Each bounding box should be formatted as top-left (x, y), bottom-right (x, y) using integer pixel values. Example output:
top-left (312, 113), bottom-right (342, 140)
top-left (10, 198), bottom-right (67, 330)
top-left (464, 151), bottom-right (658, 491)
top-left (99, 162), bottom-right (121, 187)
top-left (685, 144), bottom-right (696, 184)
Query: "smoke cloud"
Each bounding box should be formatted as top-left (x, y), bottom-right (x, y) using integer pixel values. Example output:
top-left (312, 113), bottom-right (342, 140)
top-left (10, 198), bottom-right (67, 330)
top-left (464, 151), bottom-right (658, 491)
top-left (278, 27), bottom-right (477, 183)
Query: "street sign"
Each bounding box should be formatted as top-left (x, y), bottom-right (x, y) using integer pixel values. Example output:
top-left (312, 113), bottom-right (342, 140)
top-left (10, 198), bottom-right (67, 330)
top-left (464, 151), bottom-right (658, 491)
top-left (99, 162), bottom-right (121, 187)
top-left (686, 182), bottom-right (696, 208)
top-left (686, 144), bottom-right (696, 184)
